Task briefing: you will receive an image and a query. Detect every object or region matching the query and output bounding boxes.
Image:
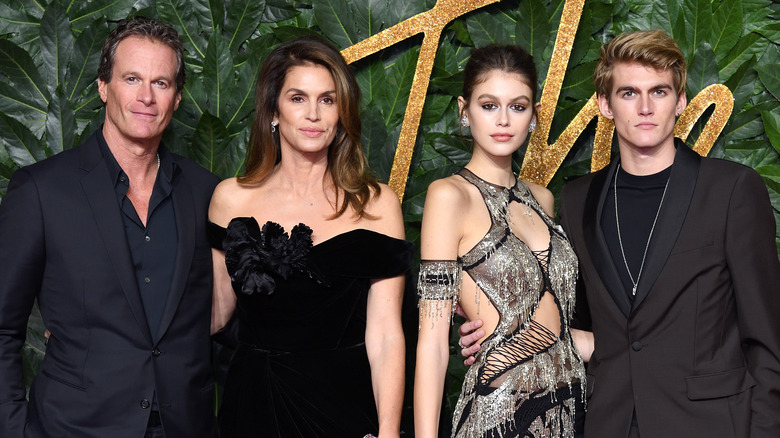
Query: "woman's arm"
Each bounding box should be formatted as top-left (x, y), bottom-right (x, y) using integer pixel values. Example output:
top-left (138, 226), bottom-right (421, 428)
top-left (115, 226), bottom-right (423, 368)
top-left (414, 179), bottom-right (466, 438)
top-left (365, 185), bottom-right (407, 438)
top-left (570, 329), bottom-right (594, 362)
top-left (366, 274), bottom-right (405, 438)
top-left (209, 179), bottom-right (238, 334)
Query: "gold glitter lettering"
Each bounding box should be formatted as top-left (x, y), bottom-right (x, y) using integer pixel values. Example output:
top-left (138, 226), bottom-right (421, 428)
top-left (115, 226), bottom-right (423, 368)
top-left (342, 0), bottom-right (736, 196)
top-left (342, 0), bottom-right (501, 200)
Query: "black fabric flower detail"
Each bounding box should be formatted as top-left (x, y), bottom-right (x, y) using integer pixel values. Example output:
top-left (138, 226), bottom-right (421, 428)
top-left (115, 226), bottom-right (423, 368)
top-left (223, 218), bottom-right (315, 296)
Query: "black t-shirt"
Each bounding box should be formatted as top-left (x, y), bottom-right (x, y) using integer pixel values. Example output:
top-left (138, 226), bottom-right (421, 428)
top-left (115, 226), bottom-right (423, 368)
top-left (601, 164), bottom-right (672, 300)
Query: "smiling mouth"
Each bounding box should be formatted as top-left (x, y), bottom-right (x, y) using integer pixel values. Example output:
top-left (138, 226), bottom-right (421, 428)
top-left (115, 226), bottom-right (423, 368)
top-left (132, 111), bottom-right (157, 118)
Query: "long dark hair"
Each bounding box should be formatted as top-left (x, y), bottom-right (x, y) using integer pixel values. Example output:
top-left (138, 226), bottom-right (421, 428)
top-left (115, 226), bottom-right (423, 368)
top-left (240, 35), bottom-right (378, 219)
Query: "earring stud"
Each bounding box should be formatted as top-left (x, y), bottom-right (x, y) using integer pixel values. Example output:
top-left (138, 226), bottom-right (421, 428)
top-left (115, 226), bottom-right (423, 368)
top-left (528, 120), bottom-right (537, 132)
top-left (271, 121), bottom-right (278, 133)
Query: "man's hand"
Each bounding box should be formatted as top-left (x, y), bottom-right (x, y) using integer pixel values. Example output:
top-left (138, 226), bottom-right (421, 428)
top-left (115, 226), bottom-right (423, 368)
top-left (455, 305), bottom-right (484, 366)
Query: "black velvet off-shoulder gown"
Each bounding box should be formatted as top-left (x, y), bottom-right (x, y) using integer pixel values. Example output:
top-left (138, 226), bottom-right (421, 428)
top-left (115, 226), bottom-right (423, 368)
top-left (208, 217), bottom-right (414, 438)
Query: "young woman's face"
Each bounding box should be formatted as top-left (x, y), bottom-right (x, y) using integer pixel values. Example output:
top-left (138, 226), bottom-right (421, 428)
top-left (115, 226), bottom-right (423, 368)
top-left (459, 70), bottom-right (536, 159)
top-left (274, 63), bottom-right (339, 158)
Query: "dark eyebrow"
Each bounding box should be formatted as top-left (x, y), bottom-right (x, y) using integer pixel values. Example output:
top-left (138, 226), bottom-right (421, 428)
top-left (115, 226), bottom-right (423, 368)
top-left (477, 93), bottom-right (531, 102)
top-left (121, 71), bottom-right (173, 83)
top-left (615, 84), bottom-right (673, 94)
top-left (650, 84), bottom-right (674, 92)
top-left (285, 88), bottom-right (336, 96)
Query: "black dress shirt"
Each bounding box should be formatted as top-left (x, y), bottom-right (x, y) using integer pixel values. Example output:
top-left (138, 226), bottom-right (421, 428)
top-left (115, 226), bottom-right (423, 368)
top-left (97, 130), bottom-right (178, 339)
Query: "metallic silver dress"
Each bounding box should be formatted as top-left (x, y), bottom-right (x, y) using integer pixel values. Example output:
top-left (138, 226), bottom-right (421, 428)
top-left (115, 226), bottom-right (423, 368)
top-left (418, 169), bottom-right (585, 437)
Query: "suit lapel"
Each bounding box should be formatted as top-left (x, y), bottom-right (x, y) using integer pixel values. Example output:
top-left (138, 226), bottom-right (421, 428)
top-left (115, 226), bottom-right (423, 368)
top-left (79, 137), bottom-right (153, 342)
top-left (154, 165), bottom-right (196, 343)
top-left (631, 142), bottom-right (700, 311)
top-left (582, 159), bottom-right (633, 317)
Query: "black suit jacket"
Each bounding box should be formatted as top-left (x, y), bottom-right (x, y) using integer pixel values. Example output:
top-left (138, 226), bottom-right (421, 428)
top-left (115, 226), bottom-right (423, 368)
top-left (560, 143), bottom-right (780, 438)
top-left (0, 132), bottom-right (220, 438)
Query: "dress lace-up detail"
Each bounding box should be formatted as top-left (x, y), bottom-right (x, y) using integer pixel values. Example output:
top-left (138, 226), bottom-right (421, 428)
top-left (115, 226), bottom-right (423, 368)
top-left (419, 168), bottom-right (585, 437)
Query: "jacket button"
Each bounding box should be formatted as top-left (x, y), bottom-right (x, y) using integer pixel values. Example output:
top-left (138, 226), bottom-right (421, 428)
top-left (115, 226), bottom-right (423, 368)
top-left (152, 348), bottom-right (161, 357)
top-left (631, 341), bottom-right (643, 351)
top-left (140, 399), bottom-right (150, 409)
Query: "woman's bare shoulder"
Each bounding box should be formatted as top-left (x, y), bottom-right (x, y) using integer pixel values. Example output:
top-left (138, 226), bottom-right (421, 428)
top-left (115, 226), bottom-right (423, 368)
top-left (425, 175), bottom-right (473, 209)
top-left (209, 177), bottom-right (264, 225)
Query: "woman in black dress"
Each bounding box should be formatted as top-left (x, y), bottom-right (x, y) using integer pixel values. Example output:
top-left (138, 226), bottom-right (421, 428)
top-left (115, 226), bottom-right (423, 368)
top-left (208, 35), bottom-right (413, 438)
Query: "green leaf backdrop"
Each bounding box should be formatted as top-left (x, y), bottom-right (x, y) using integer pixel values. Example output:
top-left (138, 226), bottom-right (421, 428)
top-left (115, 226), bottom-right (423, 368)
top-left (2, 0), bottom-right (779, 433)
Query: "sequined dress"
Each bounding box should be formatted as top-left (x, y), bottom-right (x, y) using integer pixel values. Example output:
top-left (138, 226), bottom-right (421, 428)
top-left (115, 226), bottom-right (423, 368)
top-left (418, 169), bottom-right (585, 437)
top-left (209, 218), bottom-right (414, 438)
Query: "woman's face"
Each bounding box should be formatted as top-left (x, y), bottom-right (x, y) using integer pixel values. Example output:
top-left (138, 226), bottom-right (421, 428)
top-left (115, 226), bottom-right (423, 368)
top-left (274, 63), bottom-right (339, 158)
top-left (458, 70), bottom-right (537, 159)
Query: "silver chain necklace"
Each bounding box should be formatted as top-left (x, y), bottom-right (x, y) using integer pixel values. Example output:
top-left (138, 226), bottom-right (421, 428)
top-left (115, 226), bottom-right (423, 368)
top-left (614, 164), bottom-right (670, 296)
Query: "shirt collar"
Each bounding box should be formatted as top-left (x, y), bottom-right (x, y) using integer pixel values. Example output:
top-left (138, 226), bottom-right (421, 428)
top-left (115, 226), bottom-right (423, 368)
top-left (96, 127), bottom-right (178, 187)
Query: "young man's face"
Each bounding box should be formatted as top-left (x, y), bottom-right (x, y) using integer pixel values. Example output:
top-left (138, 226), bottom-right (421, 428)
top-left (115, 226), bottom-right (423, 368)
top-left (598, 62), bottom-right (686, 155)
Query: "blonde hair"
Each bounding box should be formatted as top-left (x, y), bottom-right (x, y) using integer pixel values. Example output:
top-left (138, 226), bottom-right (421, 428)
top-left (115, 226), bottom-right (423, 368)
top-left (240, 36), bottom-right (378, 218)
top-left (594, 30), bottom-right (686, 99)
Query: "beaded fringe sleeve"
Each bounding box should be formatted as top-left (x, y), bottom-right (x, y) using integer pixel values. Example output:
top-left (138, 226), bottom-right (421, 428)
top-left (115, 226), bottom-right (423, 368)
top-left (417, 260), bottom-right (462, 329)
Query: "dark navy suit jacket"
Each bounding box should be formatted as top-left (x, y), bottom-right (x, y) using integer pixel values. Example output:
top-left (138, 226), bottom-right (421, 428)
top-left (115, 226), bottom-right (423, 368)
top-left (0, 131), bottom-right (219, 437)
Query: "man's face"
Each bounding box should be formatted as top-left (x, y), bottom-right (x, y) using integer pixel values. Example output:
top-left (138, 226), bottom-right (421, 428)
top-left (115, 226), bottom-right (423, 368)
top-left (98, 36), bottom-right (181, 148)
top-left (598, 62), bottom-right (686, 155)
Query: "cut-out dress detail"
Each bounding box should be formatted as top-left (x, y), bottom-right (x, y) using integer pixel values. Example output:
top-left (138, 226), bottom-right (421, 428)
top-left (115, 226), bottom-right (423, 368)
top-left (418, 168), bottom-right (585, 437)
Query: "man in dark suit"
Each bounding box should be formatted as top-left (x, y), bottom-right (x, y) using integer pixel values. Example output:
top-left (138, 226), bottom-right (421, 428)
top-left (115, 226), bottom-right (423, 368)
top-left (0, 17), bottom-right (219, 437)
top-left (459, 30), bottom-right (780, 437)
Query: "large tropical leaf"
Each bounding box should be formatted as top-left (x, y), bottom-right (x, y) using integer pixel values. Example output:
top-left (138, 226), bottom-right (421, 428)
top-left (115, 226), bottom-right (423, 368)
top-left (756, 63), bottom-right (780, 102)
top-left (762, 110), bottom-right (780, 155)
top-left (45, 87), bottom-right (76, 154)
top-left (711, 0), bottom-right (742, 63)
top-left (39, 0), bottom-right (74, 95)
top-left (380, 47), bottom-right (418, 128)
top-left (223, 0), bottom-right (265, 53)
top-left (157, 0), bottom-right (207, 59)
top-left (202, 29), bottom-right (234, 119)
top-left (515, 0), bottom-right (549, 59)
top-left (0, 81), bottom-right (47, 129)
top-left (65, 19), bottom-right (107, 102)
top-left (687, 43), bottom-right (719, 96)
top-left (312, 0), bottom-right (357, 49)
top-left (682, 0), bottom-right (712, 57)
top-left (0, 39), bottom-right (49, 106)
top-left (192, 111), bottom-right (231, 173)
top-left (466, 7), bottom-right (512, 47)
top-left (0, 113), bottom-right (47, 166)
top-left (67, 0), bottom-right (139, 31)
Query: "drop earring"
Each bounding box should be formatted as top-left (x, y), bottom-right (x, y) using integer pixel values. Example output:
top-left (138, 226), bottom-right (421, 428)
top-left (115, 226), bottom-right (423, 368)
top-left (271, 121), bottom-right (278, 133)
top-left (460, 115), bottom-right (469, 127)
top-left (528, 120), bottom-right (537, 132)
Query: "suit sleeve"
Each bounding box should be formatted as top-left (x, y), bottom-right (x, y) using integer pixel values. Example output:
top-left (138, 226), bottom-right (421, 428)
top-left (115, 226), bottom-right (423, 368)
top-left (560, 186), bottom-right (592, 332)
top-left (0, 168), bottom-right (46, 437)
top-left (724, 168), bottom-right (780, 437)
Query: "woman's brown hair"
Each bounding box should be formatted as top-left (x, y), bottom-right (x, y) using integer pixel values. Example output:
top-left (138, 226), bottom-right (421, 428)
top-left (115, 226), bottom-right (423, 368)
top-left (240, 35), bottom-right (379, 218)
